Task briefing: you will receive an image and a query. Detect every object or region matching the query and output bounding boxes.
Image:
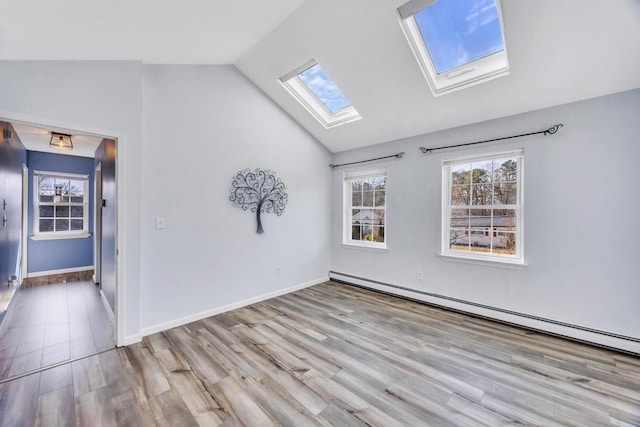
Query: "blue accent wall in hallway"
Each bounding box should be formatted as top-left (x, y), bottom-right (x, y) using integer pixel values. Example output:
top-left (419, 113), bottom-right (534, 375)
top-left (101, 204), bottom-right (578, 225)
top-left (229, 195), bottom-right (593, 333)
top-left (27, 151), bottom-right (94, 273)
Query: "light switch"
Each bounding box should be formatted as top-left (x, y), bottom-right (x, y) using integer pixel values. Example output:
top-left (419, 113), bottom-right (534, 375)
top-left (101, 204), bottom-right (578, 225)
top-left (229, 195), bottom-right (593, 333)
top-left (155, 216), bottom-right (166, 229)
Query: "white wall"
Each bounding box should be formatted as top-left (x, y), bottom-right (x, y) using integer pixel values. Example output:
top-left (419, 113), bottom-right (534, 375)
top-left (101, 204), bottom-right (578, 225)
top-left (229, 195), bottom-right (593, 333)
top-left (330, 89), bottom-right (640, 353)
top-left (1, 61), bottom-right (332, 342)
top-left (0, 61), bottom-right (143, 343)
top-left (139, 65), bottom-right (331, 332)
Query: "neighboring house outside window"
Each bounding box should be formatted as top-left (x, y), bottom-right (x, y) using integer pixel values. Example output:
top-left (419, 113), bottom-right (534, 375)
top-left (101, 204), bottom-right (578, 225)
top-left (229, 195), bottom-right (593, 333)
top-left (344, 169), bottom-right (386, 249)
top-left (34, 171), bottom-right (89, 238)
top-left (442, 150), bottom-right (523, 264)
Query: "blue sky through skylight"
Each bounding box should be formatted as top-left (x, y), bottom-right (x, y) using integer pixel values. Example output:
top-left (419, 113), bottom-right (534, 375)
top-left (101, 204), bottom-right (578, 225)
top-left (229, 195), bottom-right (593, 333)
top-left (415, 0), bottom-right (504, 74)
top-left (298, 64), bottom-right (351, 113)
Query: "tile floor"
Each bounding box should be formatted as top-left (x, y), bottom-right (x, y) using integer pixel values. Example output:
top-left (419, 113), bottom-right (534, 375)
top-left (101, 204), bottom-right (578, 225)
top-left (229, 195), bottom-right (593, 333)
top-left (0, 281), bottom-right (115, 381)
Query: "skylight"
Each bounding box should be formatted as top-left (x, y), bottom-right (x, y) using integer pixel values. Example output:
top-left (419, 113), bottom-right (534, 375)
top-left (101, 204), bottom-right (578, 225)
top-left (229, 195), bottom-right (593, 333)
top-left (279, 60), bottom-right (361, 129)
top-left (298, 64), bottom-right (352, 113)
top-left (397, 0), bottom-right (509, 96)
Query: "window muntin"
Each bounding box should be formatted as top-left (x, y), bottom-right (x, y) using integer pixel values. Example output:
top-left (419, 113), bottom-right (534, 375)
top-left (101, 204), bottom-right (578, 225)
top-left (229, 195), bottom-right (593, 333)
top-left (34, 171), bottom-right (89, 236)
top-left (279, 59), bottom-right (361, 128)
top-left (344, 169), bottom-right (386, 248)
top-left (442, 151), bottom-right (522, 262)
top-left (397, 0), bottom-right (509, 96)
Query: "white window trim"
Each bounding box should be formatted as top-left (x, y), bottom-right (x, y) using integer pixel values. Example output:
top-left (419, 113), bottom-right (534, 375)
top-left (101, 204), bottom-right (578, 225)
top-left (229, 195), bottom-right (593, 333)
top-left (397, 0), bottom-right (509, 97)
top-left (33, 170), bottom-right (90, 239)
top-left (279, 59), bottom-right (361, 129)
top-left (441, 150), bottom-right (524, 265)
top-left (343, 168), bottom-right (387, 250)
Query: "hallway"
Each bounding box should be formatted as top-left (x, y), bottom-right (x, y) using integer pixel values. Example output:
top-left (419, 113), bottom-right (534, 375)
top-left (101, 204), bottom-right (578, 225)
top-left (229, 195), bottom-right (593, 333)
top-left (0, 281), bottom-right (114, 381)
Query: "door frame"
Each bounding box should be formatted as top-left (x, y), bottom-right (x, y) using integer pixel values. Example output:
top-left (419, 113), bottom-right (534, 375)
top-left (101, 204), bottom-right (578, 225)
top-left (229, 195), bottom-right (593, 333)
top-left (21, 164), bottom-right (28, 284)
top-left (0, 110), bottom-right (127, 346)
top-left (94, 162), bottom-right (102, 288)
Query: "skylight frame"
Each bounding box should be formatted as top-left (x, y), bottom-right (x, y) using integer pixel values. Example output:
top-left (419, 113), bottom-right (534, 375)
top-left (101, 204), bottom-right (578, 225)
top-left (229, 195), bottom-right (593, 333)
top-left (397, 0), bottom-right (510, 97)
top-left (279, 59), bottom-right (361, 129)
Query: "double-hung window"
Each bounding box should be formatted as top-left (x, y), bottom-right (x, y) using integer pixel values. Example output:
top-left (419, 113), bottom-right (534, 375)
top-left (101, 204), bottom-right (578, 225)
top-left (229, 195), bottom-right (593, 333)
top-left (344, 169), bottom-right (386, 249)
top-left (442, 150), bottom-right (523, 263)
top-left (34, 171), bottom-right (89, 238)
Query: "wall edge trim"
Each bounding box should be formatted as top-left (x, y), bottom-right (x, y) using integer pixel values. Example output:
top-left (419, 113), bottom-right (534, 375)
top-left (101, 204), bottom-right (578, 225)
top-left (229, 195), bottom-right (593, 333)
top-left (139, 276), bottom-right (329, 339)
top-left (26, 265), bottom-right (93, 278)
top-left (100, 289), bottom-right (115, 325)
top-left (329, 271), bottom-right (640, 355)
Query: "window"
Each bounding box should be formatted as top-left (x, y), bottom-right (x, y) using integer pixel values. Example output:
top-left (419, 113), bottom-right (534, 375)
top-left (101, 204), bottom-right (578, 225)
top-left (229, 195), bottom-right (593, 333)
top-left (397, 0), bottom-right (509, 96)
top-left (442, 150), bottom-right (523, 263)
top-left (34, 171), bottom-right (89, 237)
top-left (344, 169), bottom-right (386, 248)
top-left (279, 59), bottom-right (361, 128)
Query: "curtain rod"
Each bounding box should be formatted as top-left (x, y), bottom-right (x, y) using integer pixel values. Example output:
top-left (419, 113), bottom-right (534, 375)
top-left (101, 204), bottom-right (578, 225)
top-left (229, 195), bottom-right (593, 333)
top-left (418, 123), bottom-right (564, 154)
top-left (329, 152), bottom-right (405, 169)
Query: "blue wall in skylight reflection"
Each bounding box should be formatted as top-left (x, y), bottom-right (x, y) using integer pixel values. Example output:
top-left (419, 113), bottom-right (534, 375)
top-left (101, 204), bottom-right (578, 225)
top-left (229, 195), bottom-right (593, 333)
top-left (298, 64), bottom-right (352, 113)
top-left (415, 0), bottom-right (504, 74)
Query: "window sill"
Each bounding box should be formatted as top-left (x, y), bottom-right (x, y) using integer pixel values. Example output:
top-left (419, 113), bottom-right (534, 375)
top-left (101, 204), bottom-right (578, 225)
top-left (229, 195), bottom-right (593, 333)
top-left (31, 233), bottom-right (91, 241)
top-left (342, 242), bottom-right (388, 252)
top-left (438, 253), bottom-right (526, 270)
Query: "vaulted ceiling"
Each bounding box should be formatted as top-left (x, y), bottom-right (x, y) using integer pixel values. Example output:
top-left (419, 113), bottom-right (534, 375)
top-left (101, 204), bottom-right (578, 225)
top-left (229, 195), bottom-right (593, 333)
top-left (2, 0), bottom-right (639, 153)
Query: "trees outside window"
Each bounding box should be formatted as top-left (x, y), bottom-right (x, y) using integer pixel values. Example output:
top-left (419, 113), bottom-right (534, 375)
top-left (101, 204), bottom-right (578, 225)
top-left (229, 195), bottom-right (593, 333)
top-left (443, 150), bottom-right (523, 263)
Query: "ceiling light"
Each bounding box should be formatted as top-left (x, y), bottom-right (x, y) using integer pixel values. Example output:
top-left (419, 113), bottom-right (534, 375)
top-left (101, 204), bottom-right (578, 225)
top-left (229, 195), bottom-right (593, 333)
top-left (50, 132), bottom-right (73, 150)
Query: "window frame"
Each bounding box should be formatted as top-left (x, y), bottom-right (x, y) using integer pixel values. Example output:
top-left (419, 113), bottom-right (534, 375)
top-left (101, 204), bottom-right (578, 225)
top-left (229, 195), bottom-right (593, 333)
top-left (279, 59), bottom-right (361, 129)
top-left (441, 150), bottom-right (524, 264)
top-left (33, 170), bottom-right (90, 239)
top-left (343, 168), bottom-right (387, 250)
top-left (397, 0), bottom-right (509, 97)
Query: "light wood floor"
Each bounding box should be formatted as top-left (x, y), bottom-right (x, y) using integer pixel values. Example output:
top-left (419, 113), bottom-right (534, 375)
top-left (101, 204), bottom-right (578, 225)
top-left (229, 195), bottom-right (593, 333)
top-left (1, 281), bottom-right (639, 426)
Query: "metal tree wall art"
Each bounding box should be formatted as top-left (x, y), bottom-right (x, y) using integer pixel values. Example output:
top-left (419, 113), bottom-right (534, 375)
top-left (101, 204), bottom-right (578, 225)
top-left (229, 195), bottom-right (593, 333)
top-left (229, 168), bottom-right (288, 234)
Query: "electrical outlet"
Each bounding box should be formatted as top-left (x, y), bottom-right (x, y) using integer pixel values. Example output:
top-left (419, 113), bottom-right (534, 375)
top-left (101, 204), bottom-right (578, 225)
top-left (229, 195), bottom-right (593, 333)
top-left (417, 271), bottom-right (424, 280)
top-left (275, 267), bottom-right (281, 276)
top-left (155, 216), bottom-right (166, 229)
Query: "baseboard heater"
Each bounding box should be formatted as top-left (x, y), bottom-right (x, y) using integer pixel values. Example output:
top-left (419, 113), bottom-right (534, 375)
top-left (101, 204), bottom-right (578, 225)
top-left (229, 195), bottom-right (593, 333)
top-left (329, 271), bottom-right (640, 356)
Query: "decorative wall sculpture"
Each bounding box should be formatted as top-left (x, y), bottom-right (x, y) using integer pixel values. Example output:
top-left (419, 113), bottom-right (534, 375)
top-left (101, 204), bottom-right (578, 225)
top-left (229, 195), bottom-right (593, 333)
top-left (229, 168), bottom-right (288, 234)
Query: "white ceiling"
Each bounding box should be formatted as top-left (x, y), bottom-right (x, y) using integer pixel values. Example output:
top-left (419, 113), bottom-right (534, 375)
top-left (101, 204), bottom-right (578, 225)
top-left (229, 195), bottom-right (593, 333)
top-left (12, 122), bottom-right (103, 158)
top-left (236, 0), bottom-right (640, 152)
top-left (2, 0), bottom-right (639, 153)
top-left (0, 0), bottom-right (307, 64)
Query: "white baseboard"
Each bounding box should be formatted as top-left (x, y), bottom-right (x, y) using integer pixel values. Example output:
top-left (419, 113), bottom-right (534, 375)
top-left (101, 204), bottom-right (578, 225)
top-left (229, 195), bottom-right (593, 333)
top-left (329, 271), bottom-right (640, 355)
top-left (122, 334), bottom-right (142, 346)
top-left (139, 276), bottom-right (329, 339)
top-left (99, 290), bottom-right (115, 325)
top-left (26, 265), bottom-right (93, 278)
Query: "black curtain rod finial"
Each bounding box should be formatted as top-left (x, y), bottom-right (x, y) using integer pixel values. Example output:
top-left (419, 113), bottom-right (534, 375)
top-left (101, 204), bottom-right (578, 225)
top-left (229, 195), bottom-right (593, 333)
top-left (544, 123), bottom-right (563, 135)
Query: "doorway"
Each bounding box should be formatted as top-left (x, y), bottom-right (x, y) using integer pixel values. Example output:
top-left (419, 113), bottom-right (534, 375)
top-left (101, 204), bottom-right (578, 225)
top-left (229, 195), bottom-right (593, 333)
top-left (0, 120), bottom-right (119, 382)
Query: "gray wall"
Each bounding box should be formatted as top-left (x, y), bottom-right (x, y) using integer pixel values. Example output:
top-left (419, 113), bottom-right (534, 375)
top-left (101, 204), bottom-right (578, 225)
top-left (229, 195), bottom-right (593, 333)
top-left (0, 60), bottom-right (143, 341)
top-left (330, 89), bottom-right (640, 347)
top-left (140, 65), bottom-right (332, 331)
top-left (26, 151), bottom-right (94, 273)
top-left (0, 61), bottom-right (333, 342)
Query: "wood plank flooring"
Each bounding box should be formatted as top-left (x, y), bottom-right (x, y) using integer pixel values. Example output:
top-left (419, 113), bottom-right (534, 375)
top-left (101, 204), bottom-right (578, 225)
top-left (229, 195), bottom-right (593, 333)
top-left (1, 281), bottom-right (639, 426)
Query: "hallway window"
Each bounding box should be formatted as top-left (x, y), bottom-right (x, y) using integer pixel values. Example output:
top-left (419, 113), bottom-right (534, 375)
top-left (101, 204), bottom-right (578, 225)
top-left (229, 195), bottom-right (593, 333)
top-left (34, 171), bottom-right (89, 237)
